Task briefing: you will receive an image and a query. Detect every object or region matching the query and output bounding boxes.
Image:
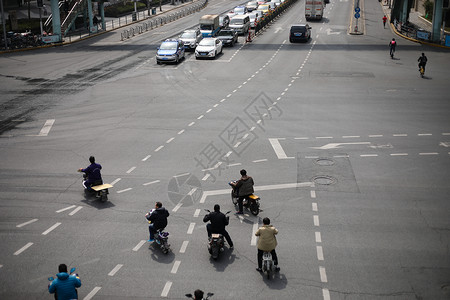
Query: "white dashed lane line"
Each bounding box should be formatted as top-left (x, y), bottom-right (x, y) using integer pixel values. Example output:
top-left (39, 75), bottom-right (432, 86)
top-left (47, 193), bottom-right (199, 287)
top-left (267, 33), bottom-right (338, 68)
top-left (16, 219), bottom-right (38, 228)
top-left (42, 222), bottom-right (61, 235)
top-left (13, 242), bottom-right (33, 255)
top-left (108, 264), bottom-right (123, 276)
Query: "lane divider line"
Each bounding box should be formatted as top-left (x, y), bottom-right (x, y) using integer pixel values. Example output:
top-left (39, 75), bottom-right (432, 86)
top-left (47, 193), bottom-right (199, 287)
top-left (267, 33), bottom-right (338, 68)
top-left (108, 264), bottom-right (123, 276)
top-left (17, 219), bottom-right (38, 228)
top-left (42, 222), bottom-right (61, 235)
top-left (14, 242), bottom-right (33, 255)
top-left (83, 287), bottom-right (101, 300)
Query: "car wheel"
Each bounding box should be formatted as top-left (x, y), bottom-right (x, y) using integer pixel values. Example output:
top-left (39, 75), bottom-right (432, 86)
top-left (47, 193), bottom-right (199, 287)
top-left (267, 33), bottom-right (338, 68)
top-left (157, 60), bottom-right (160, 65)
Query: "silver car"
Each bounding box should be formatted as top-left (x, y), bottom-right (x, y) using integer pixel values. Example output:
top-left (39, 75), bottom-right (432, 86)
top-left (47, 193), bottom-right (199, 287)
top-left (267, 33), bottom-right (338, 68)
top-left (179, 28), bottom-right (202, 50)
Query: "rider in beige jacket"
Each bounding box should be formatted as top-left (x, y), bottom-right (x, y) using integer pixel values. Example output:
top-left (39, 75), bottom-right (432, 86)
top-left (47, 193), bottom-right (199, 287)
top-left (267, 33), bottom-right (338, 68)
top-left (255, 217), bottom-right (279, 271)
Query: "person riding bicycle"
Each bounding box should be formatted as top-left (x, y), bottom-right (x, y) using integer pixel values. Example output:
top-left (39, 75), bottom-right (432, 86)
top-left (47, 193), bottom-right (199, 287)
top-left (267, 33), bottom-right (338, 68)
top-left (255, 217), bottom-right (279, 272)
top-left (203, 204), bottom-right (234, 249)
top-left (418, 52), bottom-right (428, 72)
top-left (146, 201), bottom-right (169, 242)
top-left (389, 38), bottom-right (396, 57)
top-left (77, 156), bottom-right (102, 192)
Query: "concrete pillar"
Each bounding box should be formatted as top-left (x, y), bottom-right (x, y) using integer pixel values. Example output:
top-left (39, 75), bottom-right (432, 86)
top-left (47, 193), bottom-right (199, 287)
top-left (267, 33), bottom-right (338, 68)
top-left (50, 0), bottom-right (61, 41)
top-left (99, 1), bottom-right (105, 30)
top-left (401, 0), bottom-right (408, 23)
top-left (87, 0), bottom-right (94, 32)
top-left (432, 0), bottom-right (444, 42)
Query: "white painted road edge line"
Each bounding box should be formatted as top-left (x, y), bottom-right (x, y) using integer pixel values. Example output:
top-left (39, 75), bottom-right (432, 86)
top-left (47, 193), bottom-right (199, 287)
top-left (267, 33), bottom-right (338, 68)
top-left (42, 222), bottom-right (61, 235)
top-left (17, 219), bottom-right (38, 228)
top-left (108, 264), bottom-right (123, 276)
top-left (161, 281), bottom-right (172, 297)
top-left (83, 287), bottom-right (101, 300)
top-left (14, 242), bottom-right (33, 255)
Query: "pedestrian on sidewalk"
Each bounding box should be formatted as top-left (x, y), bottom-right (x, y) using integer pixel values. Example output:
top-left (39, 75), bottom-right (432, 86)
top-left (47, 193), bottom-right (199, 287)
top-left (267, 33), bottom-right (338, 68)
top-left (382, 15), bottom-right (387, 28)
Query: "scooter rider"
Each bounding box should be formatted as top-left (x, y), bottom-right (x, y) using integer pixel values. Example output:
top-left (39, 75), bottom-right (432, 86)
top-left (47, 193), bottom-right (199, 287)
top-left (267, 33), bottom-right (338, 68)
top-left (230, 169), bottom-right (254, 214)
top-left (77, 156), bottom-right (102, 192)
top-left (203, 204), bottom-right (234, 249)
top-left (418, 52), bottom-right (428, 72)
top-left (255, 217), bottom-right (280, 272)
top-left (48, 264), bottom-right (81, 300)
top-left (146, 201), bottom-right (169, 242)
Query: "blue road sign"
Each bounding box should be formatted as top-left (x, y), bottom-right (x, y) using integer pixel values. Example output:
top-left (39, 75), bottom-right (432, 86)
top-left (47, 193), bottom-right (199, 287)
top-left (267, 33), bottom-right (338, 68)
top-left (355, 12), bottom-right (360, 18)
top-left (355, 7), bottom-right (360, 12)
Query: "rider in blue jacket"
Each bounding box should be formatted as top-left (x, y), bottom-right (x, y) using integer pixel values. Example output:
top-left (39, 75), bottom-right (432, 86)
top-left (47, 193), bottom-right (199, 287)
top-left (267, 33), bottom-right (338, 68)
top-left (48, 264), bottom-right (81, 300)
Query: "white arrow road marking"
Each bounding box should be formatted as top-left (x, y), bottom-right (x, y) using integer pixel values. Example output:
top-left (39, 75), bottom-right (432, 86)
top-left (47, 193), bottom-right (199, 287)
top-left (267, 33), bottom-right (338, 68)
top-left (274, 27), bottom-right (283, 33)
top-left (439, 142), bottom-right (450, 147)
top-left (312, 142), bottom-right (370, 149)
top-left (269, 138), bottom-right (294, 159)
top-left (326, 28), bottom-right (340, 35)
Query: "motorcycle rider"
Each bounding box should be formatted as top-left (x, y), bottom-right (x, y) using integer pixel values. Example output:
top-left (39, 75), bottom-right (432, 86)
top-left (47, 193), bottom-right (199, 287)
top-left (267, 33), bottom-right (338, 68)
top-left (48, 264), bottom-right (81, 300)
top-left (203, 204), bottom-right (234, 249)
top-left (146, 201), bottom-right (169, 242)
top-left (77, 156), bottom-right (102, 192)
top-left (255, 217), bottom-right (279, 272)
top-left (230, 169), bottom-right (254, 214)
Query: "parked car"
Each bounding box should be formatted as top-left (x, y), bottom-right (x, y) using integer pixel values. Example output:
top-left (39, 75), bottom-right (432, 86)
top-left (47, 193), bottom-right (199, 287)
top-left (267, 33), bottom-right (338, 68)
top-left (156, 39), bottom-right (185, 64)
top-left (289, 24), bottom-right (311, 42)
top-left (229, 14), bottom-right (251, 35)
top-left (267, 1), bottom-right (277, 10)
top-left (179, 29), bottom-right (202, 50)
top-left (246, 1), bottom-right (259, 12)
top-left (248, 12), bottom-right (261, 28)
top-left (254, 9), bottom-right (266, 17)
top-left (219, 15), bottom-right (230, 28)
top-left (216, 29), bottom-right (239, 46)
top-left (233, 5), bottom-right (248, 15)
top-left (195, 38), bottom-right (223, 59)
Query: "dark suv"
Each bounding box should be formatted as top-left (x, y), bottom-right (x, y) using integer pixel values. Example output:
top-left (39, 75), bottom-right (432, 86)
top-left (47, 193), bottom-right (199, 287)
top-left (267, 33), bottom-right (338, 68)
top-left (216, 29), bottom-right (239, 47)
top-left (289, 24), bottom-right (312, 43)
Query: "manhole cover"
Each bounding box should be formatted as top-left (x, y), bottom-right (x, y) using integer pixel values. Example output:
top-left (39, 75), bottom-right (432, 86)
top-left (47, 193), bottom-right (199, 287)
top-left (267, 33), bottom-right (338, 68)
top-left (312, 175), bottom-right (336, 185)
top-left (314, 158), bottom-right (335, 166)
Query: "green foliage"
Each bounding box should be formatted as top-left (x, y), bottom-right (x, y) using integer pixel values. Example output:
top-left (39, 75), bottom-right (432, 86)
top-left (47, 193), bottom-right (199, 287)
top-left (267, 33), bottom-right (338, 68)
top-left (104, 1), bottom-right (149, 17)
top-left (423, 0), bottom-right (433, 19)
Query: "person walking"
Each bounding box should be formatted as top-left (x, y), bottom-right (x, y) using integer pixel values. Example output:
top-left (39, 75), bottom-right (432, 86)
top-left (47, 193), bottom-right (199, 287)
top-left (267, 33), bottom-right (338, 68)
top-left (382, 15), bottom-right (387, 28)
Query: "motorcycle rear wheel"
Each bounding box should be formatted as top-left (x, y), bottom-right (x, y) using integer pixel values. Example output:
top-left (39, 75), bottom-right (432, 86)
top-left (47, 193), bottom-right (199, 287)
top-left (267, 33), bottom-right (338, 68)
top-left (250, 202), bottom-right (259, 216)
top-left (231, 191), bottom-right (238, 205)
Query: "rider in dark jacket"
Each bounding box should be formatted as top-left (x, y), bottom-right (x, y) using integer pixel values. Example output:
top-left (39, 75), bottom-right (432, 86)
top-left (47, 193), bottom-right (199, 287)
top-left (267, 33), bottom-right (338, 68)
top-left (146, 202), bottom-right (169, 241)
top-left (203, 204), bottom-right (233, 249)
top-left (78, 156), bottom-right (102, 191)
top-left (230, 169), bottom-right (254, 214)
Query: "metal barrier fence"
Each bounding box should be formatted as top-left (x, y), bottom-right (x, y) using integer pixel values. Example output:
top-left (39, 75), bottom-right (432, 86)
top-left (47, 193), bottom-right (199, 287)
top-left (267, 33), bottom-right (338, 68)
top-left (120, 0), bottom-right (207, 41)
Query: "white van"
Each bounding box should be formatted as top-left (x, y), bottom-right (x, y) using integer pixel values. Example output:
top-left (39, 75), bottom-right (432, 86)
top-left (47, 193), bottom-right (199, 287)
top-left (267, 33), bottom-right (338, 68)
top-left (229, 15), bottom-right (251, 35)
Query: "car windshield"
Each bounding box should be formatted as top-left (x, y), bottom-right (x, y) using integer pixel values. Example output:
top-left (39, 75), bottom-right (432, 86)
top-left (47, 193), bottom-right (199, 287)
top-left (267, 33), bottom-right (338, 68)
top-left (180, 32), bottom-right (195, 39)
top-left (200, 39), bottom-right (215, 46)
top-left (230, 18), bottom-right (244, 25)
top-left (217, 31), bottom-right (232, 36)
top-left (248, 1), bottom-right (257, 5)
top-left (160, 42), bottom-right (177, 50)
top-left (235, 7), bottom-right (245, 13)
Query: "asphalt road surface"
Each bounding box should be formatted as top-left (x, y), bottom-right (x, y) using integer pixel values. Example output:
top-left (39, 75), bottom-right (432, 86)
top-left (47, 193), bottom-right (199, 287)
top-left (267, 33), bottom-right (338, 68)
top-left (1, 0), bottom-right (449, 299)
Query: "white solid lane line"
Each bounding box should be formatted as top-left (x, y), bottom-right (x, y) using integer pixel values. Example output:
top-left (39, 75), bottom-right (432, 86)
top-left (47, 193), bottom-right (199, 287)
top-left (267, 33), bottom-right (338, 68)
top-left (14, 242), bottom-right (33, 255)
top-left (42, 222), bottom-right (61, 235)
top-left (108, 264), bottom-right (123, 276)
top-left (17, 219), bottom-right (38, 228)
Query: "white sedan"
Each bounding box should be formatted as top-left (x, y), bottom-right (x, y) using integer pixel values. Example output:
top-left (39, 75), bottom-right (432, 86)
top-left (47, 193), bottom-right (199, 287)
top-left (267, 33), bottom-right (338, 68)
top-left (195, 38), bottom-right (223, 59)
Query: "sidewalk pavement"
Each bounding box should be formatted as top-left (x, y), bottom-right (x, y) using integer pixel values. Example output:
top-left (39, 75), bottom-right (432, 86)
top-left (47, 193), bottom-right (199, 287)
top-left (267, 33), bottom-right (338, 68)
top-left (3, 0), bottom-right (203, 46)
top-left (380, 1), bottom-right (450, 48)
